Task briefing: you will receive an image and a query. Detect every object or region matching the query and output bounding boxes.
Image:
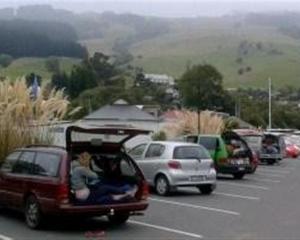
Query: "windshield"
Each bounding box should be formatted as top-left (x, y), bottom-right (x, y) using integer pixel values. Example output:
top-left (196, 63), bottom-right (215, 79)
top-left (70, 131), bottom-right (130, 143)
top-left (173, 146), bottom-right (211, 159)
top-left (243, 135), bottom-right (262, 150)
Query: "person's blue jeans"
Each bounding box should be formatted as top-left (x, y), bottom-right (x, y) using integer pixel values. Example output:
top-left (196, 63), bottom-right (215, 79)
top-left (87, 183), bottom-right (133, 204)
top-left (75, 182), bottom-right (135, 205)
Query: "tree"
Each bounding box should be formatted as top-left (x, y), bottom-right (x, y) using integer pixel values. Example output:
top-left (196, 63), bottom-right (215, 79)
top-left (68, 65), bottom-right (97, 98)
top-left (178, 64), bottom-right (232, 112)
top-left (51, 52), bottom-right (118, 99)
top-left (0, 19), bottom-right (86, 58)
top-left (85, 52), bottom-right (117, 85)
top-left (0, 54), bottom-right (13, 67)
top-left (51, 72), bottom-right (69, 90)
top-left (178, 64), bottom-right (234, 132)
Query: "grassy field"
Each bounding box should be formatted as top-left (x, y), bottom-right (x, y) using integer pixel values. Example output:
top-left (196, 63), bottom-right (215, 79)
top-left (0, 57), bottom-right (80, 81)
top-left (82, 18), bottom-right (300, 88)
top-left (130, 21), bottom-right (300, 88)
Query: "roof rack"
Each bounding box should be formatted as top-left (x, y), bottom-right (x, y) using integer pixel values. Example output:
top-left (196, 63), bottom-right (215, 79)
top-left (25, 144), bottom-right (66, 150)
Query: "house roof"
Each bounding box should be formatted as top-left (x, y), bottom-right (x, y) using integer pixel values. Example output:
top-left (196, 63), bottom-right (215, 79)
top-left (84, 100), bottom-right (158, 122)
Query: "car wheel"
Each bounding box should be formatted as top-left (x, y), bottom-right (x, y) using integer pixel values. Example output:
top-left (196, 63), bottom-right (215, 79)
top-left (155, 175), bottom-right (170, 196)
top-left (233, 173), bottom-right (245, 180)
top-left (267, 159), bottom-right (275, 165)
top-left (198, 184), bottom-right (214, 195)
top-left (249, 165), bottom-right (257, 174)
top-left (108, 212), bottom-right (130, 225)
top-left (25, 195), bottom-right (43, 229)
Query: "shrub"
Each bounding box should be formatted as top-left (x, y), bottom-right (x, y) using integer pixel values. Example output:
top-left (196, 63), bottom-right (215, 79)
top-left (152, 131), bottom-right (167, 141)
top-left (0, 54), bottom-right (13, 67)
top-left (224, 117), bottom-right (240, 131)
top-left (164, 110), bottom-right (224, 139)
top-left (0, 79), bottom-right (70, 164)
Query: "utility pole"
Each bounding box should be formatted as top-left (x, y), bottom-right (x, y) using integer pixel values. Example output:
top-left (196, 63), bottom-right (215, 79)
top-left (235, 96), bottom-right (241, 118)
top-left (268, 77), bottom-right (272, 130)
top-left (197, 107), bottom-right (201, 134)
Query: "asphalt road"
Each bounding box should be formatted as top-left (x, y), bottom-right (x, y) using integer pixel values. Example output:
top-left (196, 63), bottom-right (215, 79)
top-left (1, 159), bottom-right (300, 240)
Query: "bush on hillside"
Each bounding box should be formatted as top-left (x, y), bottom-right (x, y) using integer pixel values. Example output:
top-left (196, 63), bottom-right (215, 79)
top-left (0, 54), bottom-right (13, 67)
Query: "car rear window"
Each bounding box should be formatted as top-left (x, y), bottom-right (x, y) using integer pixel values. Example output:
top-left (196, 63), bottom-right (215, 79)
top-left (199, 137), bottom-right (218, 151)
top-left (243, 136), bottom-right (262, 150)
top-left (33, 152), bottom-right (61, 177)
top-left (186, 136), bottom-right (198, 143)
top-left (173, 146), bottom-right (210, 159)
top-left (70, 131), bottom-right (130, 143)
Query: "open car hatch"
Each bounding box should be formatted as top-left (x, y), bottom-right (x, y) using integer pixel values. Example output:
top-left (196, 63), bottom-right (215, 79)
top-left (66, 125), bottom-right (151, 152)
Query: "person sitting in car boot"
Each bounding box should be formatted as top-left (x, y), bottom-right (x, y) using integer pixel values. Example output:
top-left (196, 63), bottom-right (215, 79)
top-left (71, 152), bottom-right (137, 204)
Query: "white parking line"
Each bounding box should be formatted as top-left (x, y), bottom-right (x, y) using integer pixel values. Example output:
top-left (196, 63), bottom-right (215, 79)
top-left (255, 172), bottom-right (285, 178)
top-left (257, 169), bottom-right (290, 174)
top-left (214, 192), bottom-right (260, 201)
top-left (0, 235), bottom-right (13, 240)
top-left (129, 220), bottom-right (203, 239)
top-left (280, 167), bottom-right (296, 171)
top-left (149, 197), bottom-right (240, 216)
top-left (261, 165), bottom-right (295, 171)
top-left (246, 178), bottom-right (281, 183)
top-left (218, 181), bottom-right (269, 190)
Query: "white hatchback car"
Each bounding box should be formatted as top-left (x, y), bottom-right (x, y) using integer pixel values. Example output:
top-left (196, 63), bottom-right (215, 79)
top-left (129, 141), bottom-right (217, 196)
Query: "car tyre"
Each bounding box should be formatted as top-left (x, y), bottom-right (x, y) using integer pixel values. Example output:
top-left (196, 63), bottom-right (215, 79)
top-left (155, 175), bottom-right (170, 196)
top-left (249, 165), bottom-right (257, 174)
top-left (198, 184), bottom-right (214, 195)
top-left (25, 195), bottom-right (43, 229)
top-left (108, 212), bottom-right (130, 225)
top-left (233, 173), bottom-right (245, 180)
top-left (267, 159), bottom-right (275, 165)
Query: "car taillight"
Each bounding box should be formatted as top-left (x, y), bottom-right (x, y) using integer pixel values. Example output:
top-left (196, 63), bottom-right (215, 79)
top-left (141, 181), bottom-right (149, 200)
top-left (168, 160), bottom-right (182, 169)
top-left (57, 184), bottom-right (69, 204)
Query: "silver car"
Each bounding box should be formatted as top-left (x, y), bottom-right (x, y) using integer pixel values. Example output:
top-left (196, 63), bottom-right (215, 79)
top-left (128, 141), bottom-right (217, 196)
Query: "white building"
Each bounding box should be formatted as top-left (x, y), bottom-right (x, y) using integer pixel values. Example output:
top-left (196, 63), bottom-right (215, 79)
top-left (144, 74), bottom-right (175, 86)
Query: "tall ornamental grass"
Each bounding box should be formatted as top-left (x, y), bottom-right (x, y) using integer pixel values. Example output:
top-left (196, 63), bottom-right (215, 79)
top-left (164, 110), bottom-right (225, 139)
top-left (0, 79), bottom-right (70, 163)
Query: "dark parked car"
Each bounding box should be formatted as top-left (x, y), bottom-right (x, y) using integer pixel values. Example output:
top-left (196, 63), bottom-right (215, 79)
top-left (0, 126), bottom-right (150, 229)
top-left (260, 132), bottom-right (286, 165)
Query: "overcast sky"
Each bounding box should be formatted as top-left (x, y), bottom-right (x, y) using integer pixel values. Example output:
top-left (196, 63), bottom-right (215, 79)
top-left (2, 0), bottom-right (300, 17)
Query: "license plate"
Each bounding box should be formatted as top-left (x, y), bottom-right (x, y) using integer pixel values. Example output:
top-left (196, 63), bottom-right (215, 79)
top-left (190, 176), bottom-right (205, 181)
top-left (237, 160), bottom-right (244, 165)
top-left (238, 167), bottom-right (245, 171)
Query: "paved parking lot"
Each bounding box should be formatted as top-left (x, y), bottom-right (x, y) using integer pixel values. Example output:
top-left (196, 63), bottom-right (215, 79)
top-left (1, 159), bottom-right (300, 240)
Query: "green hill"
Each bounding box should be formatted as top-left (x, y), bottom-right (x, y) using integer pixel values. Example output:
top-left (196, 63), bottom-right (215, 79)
top-left (130, 19), bottom-right (300, 88)
top-left (82, 15), bottom-right (300, 89)
top-left (0, 57), bottom-right (80, 81)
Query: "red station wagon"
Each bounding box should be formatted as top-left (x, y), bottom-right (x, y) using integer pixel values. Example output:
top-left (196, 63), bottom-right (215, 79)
top-left (0, 126), bottom-right (150, 229)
